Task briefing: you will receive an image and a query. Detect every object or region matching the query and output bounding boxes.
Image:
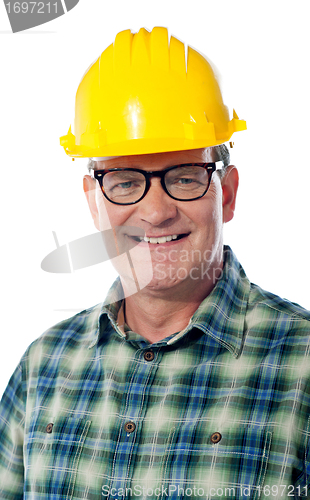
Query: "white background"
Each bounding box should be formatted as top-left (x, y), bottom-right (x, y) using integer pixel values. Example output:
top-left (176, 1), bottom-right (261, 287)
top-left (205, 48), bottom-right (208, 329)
top-left (0, 0), bottom-right (309, 396)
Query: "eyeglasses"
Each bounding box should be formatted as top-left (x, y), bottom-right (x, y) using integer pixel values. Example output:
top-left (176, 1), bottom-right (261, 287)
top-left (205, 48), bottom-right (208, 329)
top-left (93, 162), bottom-right (220, 205)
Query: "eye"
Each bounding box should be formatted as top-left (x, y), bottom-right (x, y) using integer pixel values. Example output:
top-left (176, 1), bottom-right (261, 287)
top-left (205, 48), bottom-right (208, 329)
top-left (114, 181), bottom-right (133, 189)
top-left (171, 176), bottom-right (202, 188)
top-left (177, 177), bottom-right (195, 184)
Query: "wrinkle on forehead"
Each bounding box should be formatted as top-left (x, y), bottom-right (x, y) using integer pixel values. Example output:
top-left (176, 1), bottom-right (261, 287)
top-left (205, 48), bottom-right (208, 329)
top-left (93, 147), bottom-right (218, 171)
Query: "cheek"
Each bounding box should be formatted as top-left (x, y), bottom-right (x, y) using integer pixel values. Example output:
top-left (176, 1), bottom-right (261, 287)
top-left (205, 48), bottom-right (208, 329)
top-left (207, 184), bottom-right (224, 230)
top-left (99, 198), bottom-right (133, 229)
top-left (191, 191), bottom-right (223, 239)
top-left (199, 210), bottom-right (222, 242)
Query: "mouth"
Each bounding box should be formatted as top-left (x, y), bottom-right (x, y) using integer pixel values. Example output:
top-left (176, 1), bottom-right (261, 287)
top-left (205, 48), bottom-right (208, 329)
top-left (129, 233), bottom-right (189, 244)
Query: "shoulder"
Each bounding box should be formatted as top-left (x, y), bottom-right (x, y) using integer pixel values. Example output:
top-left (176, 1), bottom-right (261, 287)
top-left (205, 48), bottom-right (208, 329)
top-left (21, 303), bottom-right (103, 371)
top-left (249, 282), bottom-right (310, 320)
top-left (246, 282), bottom-right (310, 344)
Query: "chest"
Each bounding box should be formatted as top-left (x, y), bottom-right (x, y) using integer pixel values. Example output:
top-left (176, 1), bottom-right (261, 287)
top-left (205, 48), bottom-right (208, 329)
top-left (24, 342), bottom-right (307, 499)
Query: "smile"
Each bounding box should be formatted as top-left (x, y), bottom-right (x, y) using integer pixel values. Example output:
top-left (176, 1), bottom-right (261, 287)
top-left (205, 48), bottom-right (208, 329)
top-left (131, 234), bottom-right (188, 244)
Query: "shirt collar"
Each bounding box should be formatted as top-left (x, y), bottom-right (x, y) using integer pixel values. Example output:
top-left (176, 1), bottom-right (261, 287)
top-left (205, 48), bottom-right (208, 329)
top-left (179, 246), bottom-right (250, 357)
top-left (86, 246), bottom-right (250, 357)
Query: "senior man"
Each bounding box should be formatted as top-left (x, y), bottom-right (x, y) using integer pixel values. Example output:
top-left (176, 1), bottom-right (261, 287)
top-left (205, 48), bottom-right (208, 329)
top-left (0, 27), bottom-right (309, 500)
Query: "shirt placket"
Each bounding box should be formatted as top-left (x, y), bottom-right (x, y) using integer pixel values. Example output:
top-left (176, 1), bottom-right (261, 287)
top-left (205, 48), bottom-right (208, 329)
top-left (107, 346), bottom-right (162, 500)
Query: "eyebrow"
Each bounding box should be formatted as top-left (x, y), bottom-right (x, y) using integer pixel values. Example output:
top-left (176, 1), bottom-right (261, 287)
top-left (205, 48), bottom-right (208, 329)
top-left (95, 162), bottom-right (215, 172)
top-left (88, 145), bottom-right (229, 172)
top-left (107, 170), bottom-right (144, 178)
top-left (95, 163), bottom-right (170, 170)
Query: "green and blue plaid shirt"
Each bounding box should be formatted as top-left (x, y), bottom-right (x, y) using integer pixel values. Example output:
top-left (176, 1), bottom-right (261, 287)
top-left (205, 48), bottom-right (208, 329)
top-left (1, 246), bottom-right (310, 499)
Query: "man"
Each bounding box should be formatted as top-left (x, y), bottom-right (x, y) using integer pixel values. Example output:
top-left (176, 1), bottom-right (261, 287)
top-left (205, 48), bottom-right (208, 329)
top-left (0, 27), bottom-right (309, 499)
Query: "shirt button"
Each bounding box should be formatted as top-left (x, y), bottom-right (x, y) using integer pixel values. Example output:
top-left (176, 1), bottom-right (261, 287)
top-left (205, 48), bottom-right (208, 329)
top-left (124, 421), bottom-right (136, 433)
top-left (210, 432), bottom-right (222, 444)
top-left (144, 351), bottom-right (154, 361)
top-left (46, 423), bottom-right (53, 433)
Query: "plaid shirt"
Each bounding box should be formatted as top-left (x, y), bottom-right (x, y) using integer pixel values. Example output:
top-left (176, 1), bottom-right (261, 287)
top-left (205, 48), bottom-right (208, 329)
top-left (1, 246), bottom-right (310, 500)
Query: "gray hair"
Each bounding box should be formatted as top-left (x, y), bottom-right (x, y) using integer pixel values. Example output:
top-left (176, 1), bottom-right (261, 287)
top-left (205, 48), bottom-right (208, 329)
top-left (87, 158), bottom-right (96, 172)
top-left (87, 144), bottom-right (230, 174)
top-left (213, 144), bottom-right (230, 179)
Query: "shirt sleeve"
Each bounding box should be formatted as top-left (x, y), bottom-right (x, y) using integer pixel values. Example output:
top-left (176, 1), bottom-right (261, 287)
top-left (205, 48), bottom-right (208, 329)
top-left (0, 362), bottom-right (26, 499)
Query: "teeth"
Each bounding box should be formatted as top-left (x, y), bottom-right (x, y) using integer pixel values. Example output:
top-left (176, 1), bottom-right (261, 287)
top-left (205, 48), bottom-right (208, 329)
top-left (138, 234), bottom-right (180, 244)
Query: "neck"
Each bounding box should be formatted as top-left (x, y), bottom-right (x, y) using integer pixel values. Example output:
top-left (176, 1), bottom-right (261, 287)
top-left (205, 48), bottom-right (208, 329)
top-left (122, 263), bottom-right (223, 344)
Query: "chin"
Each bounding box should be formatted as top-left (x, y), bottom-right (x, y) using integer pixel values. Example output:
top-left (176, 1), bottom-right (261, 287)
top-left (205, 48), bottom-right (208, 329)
top-left (142, 274), bottom-right (185, 293)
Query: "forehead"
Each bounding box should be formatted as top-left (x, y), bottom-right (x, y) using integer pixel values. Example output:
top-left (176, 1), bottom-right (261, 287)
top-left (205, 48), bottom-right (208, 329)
top-left (94, 147), bottom-right (217, 171)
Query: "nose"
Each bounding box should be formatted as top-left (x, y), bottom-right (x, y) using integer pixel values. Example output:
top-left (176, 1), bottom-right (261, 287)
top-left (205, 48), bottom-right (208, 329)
top-left (137, 178), bottom-right (178, 226)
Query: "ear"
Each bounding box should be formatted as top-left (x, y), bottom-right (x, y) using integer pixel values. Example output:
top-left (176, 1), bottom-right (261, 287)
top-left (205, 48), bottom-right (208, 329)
top-left (221, 165), bottom-right (239, 223)
top-left (83, 175), bottom-right (100, 231)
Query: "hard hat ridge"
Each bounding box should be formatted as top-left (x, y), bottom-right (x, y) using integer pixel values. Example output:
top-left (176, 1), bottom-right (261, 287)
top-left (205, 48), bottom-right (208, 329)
top-left (131, 28), bottom-right (153, 67)
top-left (113, 27), bottom-right (172, 71)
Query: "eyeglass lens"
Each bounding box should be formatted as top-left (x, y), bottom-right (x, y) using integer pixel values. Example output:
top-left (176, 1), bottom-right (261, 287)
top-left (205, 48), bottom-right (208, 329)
top-left (102, 166), bottom-right (210, 204)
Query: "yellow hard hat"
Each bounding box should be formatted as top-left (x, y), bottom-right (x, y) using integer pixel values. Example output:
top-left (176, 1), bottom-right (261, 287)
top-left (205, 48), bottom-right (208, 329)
top-left (60, 27), bottom-right (246, 157)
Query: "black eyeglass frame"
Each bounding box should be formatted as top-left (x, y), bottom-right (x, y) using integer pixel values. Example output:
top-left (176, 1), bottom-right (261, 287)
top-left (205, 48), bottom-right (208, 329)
top-left (93, 162), bottom-right (220, 205)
